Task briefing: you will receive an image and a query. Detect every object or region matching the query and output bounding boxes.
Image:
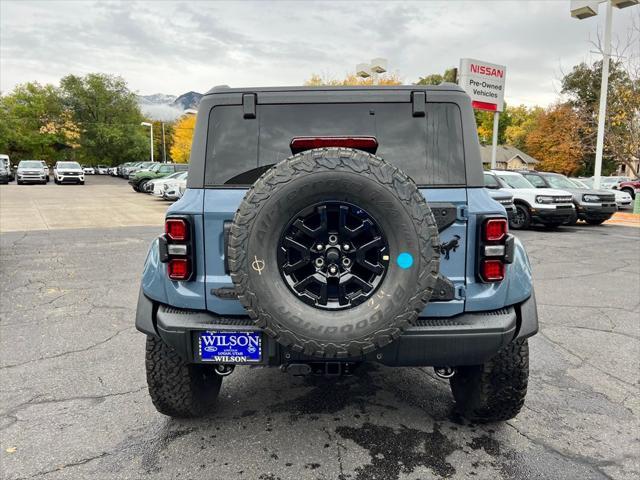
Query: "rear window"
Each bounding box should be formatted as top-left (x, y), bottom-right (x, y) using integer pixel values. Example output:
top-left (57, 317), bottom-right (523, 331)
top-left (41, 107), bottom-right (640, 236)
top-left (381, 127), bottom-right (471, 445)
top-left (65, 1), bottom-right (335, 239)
top-left (204, 102), bottom-right (465, 187)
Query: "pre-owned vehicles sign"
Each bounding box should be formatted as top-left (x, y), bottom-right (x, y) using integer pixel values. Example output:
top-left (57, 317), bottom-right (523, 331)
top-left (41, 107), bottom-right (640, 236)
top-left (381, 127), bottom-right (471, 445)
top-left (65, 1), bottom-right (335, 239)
top-left (459, 58), bottom-right (506, 112)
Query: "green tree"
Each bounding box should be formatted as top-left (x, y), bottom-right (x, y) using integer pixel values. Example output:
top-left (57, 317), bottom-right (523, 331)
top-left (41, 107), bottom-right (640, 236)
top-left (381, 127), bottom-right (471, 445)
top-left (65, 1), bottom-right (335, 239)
top-left (59, 73), bottom-right (148, 165)
top-left (561, 60), bottom-right (638, 175)
top-left (504, 105), bottom-right (543, 151)
top-left (474, 108), bottom-right (512, 145)
top-left (416, 68), bottom-right (457, 86)
top-left (0, 82), bottom-right (71, 162)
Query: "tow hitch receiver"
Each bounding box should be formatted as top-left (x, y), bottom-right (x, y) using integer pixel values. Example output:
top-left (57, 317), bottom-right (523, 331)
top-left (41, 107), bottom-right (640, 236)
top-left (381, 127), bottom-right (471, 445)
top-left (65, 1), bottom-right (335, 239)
top-left (281, 362), bottom-right (358, 376)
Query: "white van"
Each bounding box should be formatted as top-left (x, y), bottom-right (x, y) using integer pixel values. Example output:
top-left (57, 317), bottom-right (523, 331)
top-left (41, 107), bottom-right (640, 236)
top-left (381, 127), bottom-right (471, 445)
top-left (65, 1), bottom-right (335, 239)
top-left (0, 154), bottom-right (14, 181)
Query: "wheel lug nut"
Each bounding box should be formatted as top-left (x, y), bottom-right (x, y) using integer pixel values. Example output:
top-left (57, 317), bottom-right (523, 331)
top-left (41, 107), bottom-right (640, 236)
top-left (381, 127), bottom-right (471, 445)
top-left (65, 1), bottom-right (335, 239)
top-left (315, 258), bottom-right (325, 268)
top-left (342, 244), bottom-right (350, 251)
top-left (316, 244), bottom-right (324, 251)
top-left (329, 265), bottom-right (338, 274)
top-left (342, 258), bottom-right (351, 267)
top-left (328, 235), bottom-right (338, 245)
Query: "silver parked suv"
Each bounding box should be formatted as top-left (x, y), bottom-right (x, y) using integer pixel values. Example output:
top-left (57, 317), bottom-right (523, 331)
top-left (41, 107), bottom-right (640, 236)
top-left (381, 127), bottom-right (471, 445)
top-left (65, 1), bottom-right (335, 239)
top-left (16, 160), bottom-right (47, 185)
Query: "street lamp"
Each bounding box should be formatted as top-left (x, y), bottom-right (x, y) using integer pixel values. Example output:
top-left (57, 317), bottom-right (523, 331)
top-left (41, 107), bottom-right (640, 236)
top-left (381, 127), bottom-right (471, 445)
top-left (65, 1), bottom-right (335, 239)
top-left (140, 122), bottom-right (154, 162)
top-left (570, 0), bottom-right (639, 189)
top-left (356, 58), bottom-right (388, 83)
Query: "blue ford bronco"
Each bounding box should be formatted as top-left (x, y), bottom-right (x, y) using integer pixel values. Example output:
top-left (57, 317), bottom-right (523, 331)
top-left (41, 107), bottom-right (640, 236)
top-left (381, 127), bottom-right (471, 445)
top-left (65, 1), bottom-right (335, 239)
top-left (136, 85), bottom-right (538, 421)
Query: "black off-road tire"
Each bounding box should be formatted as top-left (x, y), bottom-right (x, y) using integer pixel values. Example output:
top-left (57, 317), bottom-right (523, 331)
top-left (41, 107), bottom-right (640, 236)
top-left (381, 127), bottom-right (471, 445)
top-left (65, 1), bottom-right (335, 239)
top-left (586, 218), bottom-right (606, 225)
top-left (565, 211), bottom-right (578, 226)
top-left (510, 204), bottom-right (531, 230)
top-left (145, 336), bottom-right (222, 418)
top-left (621, 187), bottom-right (635, 199)
top-left (228, 147), bottom-right (440, 358)
top-left (450, 339), bottom-right (529, 422)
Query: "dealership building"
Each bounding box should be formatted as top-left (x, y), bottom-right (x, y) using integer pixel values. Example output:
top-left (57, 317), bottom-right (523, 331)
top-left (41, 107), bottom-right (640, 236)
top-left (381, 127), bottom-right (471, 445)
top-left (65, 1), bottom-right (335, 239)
top-left (480, 145), bottom-right (539, 171)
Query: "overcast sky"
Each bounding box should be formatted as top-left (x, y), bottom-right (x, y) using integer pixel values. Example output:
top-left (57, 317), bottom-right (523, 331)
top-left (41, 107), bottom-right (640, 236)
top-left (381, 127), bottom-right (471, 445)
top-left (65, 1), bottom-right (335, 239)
top-left (1, 1), bottom-right (638, 106)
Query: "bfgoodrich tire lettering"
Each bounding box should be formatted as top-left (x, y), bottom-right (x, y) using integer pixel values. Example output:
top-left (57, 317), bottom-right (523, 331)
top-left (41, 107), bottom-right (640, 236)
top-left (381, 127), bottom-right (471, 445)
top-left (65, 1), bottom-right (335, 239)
top-left (145, 336), bottom-right (222, 417)
top-left (228, 147), bottom-right (440, 358)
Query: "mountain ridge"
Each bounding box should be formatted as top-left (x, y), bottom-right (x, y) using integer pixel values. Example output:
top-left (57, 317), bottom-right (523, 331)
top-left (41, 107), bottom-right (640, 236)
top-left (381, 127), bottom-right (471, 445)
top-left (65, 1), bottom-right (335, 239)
top-left (137, 91), bottom-right (203, 121)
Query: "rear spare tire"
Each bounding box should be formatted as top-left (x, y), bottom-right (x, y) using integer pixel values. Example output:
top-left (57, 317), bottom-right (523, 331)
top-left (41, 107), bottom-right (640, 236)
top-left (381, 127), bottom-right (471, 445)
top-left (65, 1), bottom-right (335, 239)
top-left (228, 148), bottom-right (440, 358)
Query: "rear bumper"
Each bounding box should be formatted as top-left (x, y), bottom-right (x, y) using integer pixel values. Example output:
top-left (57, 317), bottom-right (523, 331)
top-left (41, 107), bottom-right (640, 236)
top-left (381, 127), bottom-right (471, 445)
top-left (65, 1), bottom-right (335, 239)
top-left (136, 290), bottom-right (538, 367)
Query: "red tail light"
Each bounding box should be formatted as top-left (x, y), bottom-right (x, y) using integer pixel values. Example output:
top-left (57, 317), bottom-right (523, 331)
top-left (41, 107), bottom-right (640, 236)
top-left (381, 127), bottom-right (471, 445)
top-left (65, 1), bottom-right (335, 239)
top-left (484, 218), bottom-right (507, 242)
top-left (165, 218), bottom-right (188, 241)
top-left (477, 216), bottom-right (513, 283)
top-left (161, 216), bottom-right (194, 281)
top-left (290, 136), bottom-right (378, 154)
top-left (480, 259), bottom-right (505, 281)
top-left (168, 258), bottom-right (189, 280)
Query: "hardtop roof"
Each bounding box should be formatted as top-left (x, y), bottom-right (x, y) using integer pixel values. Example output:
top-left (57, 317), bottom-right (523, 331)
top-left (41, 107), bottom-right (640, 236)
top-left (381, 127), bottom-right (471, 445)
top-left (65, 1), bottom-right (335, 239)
top-left (204, 84), bottom-right (465, 96)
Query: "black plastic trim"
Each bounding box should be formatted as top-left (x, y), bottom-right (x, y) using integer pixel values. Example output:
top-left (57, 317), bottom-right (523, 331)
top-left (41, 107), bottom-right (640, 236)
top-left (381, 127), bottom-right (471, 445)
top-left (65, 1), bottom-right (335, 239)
top-left (411, 91), bottom-right (426, 117)
top-left (151, 303), bottom-right (527, 366)
top-left (223, 220), bottom-right (232, 273)
top-left (429, 203), bottom-right (458, 232)
top-left (431, 274), bottom-right (456, 301)
top-left (242, 93), bottom-right (256, 119)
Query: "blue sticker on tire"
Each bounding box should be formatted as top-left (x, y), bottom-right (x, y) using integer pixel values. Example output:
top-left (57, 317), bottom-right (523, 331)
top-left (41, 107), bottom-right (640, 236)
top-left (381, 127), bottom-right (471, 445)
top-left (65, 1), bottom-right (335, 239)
top-left (397, 252), bottom-right (414, 269)
top-left (198, 331), bottom-right (262, 363)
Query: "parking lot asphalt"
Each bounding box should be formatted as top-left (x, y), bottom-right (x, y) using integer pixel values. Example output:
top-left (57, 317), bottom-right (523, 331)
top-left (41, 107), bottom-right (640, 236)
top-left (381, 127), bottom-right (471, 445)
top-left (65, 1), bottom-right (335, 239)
top-left (0, 176), bottom-right (167, 233)
top-left (1, 180), bottom-right (639, 480)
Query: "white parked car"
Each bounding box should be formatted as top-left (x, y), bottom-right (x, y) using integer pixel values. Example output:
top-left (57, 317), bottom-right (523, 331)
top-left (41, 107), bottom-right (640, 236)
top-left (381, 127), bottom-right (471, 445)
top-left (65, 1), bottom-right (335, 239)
top-left (96, 165), bottom-right (108, 175)
top-left (150, 171), bottom-right (187, 196)
top-left (0, 154), bottom-right (15, 181)
top-left (54, 161), bottom-right (85, 184)
top-left (162, 173), bottom-right (188, 200)
top-left (572, 178), bottom-right (632, 209)
top-left (489, 170), bottom-right (575, 229)
top-left (82, 166), bottom-right (95, 175)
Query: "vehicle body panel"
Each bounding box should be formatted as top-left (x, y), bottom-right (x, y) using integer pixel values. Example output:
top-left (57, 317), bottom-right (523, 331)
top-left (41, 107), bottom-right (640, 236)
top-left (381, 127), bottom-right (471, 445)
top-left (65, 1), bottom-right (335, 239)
top-left (137, 85), bottom-right (536, 368)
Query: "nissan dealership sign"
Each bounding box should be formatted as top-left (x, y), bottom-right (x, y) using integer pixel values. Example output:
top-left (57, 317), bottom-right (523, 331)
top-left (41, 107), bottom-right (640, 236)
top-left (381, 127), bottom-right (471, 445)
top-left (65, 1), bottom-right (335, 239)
top-left (459, 58), bottom-right (506, 112)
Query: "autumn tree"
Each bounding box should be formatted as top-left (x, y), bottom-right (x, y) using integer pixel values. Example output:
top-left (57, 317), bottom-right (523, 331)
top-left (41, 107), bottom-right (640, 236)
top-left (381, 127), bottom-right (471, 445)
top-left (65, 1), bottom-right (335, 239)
top-left (524, 104), bottom-right (584, 175)
top-left (474, 108), bottom-right (512, 145)
top-left (170, 114), bottom-right (196, 163)
top-left (504, 105), bottom-right (543, 151)
top-left (305, 72), bottom-right (402, 86)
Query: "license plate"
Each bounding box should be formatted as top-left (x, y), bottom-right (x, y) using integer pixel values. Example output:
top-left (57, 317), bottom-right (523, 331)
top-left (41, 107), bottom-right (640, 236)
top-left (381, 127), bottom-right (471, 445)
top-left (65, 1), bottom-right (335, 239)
top-left (197, 331), bottom-right (262, 363)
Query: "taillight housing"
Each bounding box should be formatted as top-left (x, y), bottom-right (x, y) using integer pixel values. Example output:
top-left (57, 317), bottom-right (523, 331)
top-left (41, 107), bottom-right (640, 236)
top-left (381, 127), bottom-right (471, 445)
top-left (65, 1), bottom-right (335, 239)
top-left (168, 258), bottom-right (190, 280)
top-left (484, 218), bottom-right (507, 242)
top-left (290, 136), bottom-right (379, 154)
top-left (480, 259), bottom-right (505, 282)
top-left (165, 218), bottom-right (188, 241)
top-left (160, 216), bottom-right (194, 281)
top-left (477, 216), bottom-right (514, 283)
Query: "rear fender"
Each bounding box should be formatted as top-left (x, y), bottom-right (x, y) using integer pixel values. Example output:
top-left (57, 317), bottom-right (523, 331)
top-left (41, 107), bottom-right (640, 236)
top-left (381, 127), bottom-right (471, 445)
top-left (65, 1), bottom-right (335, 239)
top-left (140, 188), bottom-right (207, 310)
top-left (465, 188), bottom-right (533, 311)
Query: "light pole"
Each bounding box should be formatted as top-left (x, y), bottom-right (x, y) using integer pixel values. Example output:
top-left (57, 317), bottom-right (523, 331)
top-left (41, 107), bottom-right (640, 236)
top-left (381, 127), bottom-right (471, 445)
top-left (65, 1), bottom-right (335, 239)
top-left (141, 122), bottom-right (154, 162)
top-left (570, 0), bottom-right (639, 189)
top-left (161, 123), bottom-right (166, 163)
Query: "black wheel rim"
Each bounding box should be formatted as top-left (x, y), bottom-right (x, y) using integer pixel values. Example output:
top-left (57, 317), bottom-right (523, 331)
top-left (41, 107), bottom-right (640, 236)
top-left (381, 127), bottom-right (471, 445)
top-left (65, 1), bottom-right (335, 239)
top-left (277, 201), bottom-right (390, 310)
